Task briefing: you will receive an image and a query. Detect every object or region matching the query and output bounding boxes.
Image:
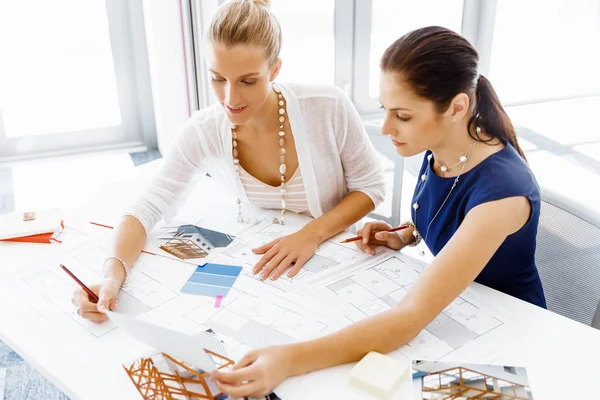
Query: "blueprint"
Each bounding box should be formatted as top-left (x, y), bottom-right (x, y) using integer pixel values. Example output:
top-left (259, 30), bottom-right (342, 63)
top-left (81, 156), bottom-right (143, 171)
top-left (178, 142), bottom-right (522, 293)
top-left (311, 251), bottom-right (511, 361)
top-left (0, 239), bottom-right (348, 364)
top-left (1, 221), bottom-right (514, 368)
top-left (218, 222), bottom-right (375, 296)
top-left (0, 243), bottom-right (198, 362)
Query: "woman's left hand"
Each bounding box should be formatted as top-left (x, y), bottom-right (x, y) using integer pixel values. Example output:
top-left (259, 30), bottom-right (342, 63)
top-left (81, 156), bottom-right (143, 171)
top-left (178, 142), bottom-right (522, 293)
top-left (252, 229), bottom-right (320, 280)
top-left (211, 346), bottom-right (294, 398)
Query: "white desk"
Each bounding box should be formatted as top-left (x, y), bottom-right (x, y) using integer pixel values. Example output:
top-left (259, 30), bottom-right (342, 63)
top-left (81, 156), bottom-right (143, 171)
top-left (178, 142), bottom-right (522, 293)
top-left (1, 163), bottom-right (600, 400)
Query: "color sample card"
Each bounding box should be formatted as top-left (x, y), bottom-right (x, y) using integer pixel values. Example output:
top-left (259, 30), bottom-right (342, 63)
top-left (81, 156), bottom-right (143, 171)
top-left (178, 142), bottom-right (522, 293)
top-left (180, 263), bottom-right (243, 298)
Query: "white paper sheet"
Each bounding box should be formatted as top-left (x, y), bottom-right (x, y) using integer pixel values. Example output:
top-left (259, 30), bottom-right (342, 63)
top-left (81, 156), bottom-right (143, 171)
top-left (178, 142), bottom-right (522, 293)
top-left (106, 311), bottom-right (216, 372)
top-left (310, 251), bottom-right (514, 362)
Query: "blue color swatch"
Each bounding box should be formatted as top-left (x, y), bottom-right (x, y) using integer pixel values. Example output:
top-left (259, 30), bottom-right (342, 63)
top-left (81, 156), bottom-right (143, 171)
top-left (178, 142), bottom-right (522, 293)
top-left (180, 263), bottom-right (243, 298)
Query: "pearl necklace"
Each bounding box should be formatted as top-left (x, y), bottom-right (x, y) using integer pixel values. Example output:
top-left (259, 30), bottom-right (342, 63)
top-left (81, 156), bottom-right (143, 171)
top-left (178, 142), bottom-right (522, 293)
top-left (435, 127), bottom-right (481, 172)
top-left (412, 139), bottom-right (476, 255)
top-left (232, 83), bottom-right (287, 225)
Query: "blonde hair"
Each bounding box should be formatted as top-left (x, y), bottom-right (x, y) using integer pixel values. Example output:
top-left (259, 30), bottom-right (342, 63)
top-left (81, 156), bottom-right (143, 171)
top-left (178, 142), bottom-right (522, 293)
top-left (206, 0), bottom-right (282, 66)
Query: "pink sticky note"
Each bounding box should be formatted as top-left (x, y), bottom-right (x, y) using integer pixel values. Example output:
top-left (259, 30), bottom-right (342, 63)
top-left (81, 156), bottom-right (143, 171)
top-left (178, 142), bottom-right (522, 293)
top-left (214, 295), bottom-right (223, 308)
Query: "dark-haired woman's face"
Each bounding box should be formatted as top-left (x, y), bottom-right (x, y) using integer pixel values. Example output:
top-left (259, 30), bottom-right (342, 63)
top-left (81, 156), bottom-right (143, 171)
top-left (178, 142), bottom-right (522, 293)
top-left (379, 71), bottom-right (448, 157)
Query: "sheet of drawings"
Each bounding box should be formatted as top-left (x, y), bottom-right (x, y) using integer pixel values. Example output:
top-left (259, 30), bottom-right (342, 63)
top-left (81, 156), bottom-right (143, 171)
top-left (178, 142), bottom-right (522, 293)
top-left (217, 222), bottom-right (374, 291)
top-left (0, 239), bottom-right (347, 366)
top-left (1, 211), bottom-right (517, 377)
top-left (310, 251), bottom-right (516, 362)
top-left (0, 242), bottom-right (189, 361)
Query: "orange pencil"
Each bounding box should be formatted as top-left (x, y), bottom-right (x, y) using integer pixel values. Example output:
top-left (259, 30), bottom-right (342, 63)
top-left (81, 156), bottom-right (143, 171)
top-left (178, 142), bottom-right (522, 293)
top-left (340, 224), bottom-right (409, 244)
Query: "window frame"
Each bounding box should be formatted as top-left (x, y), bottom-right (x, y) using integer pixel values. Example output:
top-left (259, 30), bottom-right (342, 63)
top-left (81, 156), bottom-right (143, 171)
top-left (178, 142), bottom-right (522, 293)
top-left (352, 0), bottom-right (494, 115)
top-left (0, 0), bottom-right (156, 166)
top-left (188, 0), bottom-right (353, 108)
top-left (189, 0), bottom-right (600, 113)
top-left (352, 0), bottom-right (600, 113)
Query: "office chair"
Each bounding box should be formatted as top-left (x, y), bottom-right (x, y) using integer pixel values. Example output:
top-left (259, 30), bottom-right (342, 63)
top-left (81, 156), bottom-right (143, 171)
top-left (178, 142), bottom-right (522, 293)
top-left (536, 187), bottom-right (600, 329)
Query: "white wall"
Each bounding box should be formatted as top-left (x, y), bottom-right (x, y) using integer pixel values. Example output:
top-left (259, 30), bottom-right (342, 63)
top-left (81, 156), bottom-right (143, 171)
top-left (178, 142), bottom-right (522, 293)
top-left (142, 0), bottom-right (190, 154)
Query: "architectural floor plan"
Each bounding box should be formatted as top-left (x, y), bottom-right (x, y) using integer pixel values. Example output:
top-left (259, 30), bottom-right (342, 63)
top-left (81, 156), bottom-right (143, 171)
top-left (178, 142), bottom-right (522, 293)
top-left (220, 222), bottom-right (372, 293)
top-left (312, 252), bottom-right (508, 360)
top-left (0, 239), bottom-right (346, 364)
top-left (2, 223), bottom-right (513, 367)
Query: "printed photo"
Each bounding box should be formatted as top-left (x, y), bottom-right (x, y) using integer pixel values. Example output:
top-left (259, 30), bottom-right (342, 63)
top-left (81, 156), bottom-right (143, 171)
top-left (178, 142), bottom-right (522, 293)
top-left (152, 224), bottom-right (236, 265)
top-left (412, 360), bottom-right (535, 399)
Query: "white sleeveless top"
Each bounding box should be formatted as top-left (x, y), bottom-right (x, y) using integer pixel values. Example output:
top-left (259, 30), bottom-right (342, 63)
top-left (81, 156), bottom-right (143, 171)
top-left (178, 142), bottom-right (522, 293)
top-left (239, 165), bottom-right (312, 217)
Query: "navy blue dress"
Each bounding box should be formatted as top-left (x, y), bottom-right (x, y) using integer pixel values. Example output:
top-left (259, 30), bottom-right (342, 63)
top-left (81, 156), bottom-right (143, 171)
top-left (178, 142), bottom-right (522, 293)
top-left (411, 143), bottom-right (547, 308)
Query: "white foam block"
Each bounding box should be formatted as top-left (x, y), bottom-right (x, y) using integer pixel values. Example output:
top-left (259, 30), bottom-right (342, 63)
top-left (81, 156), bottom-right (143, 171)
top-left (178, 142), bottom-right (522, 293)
top-left (349, 352), bottom-right (409, 399)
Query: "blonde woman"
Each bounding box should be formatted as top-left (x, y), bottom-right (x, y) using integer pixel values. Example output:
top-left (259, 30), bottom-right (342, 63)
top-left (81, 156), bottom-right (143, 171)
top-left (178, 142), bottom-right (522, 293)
top-left (71, 0), bottom-right (385, 322)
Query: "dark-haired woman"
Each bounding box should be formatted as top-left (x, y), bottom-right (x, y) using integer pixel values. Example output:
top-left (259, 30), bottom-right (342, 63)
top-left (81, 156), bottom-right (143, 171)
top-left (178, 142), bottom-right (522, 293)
top-left (211, 26), bottom-right (546, 398)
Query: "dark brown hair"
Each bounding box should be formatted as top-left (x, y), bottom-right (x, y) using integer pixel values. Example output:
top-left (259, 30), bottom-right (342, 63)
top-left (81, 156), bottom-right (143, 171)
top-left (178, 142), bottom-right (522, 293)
top-left (381, 26), bottom-right (525, 159)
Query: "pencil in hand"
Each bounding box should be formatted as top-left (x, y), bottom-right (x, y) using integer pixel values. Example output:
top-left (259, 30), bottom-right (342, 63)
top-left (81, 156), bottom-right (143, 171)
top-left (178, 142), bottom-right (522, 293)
top-left (60, 264), bottom-right (99, 303)
top-left (340, 224), bottom-right (409, 244)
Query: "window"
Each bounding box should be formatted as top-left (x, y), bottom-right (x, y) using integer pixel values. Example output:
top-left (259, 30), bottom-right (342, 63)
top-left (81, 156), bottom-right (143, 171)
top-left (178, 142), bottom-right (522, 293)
top-left (192, 1), bottom-right (599, 117)
top-left (270, 0), bottom-right (336, 84)
top-left (0, 2), bottom-right (120, 137)
top-left (0, 0), bottom-right (155, 164)
top-left (353, 0), bottom-right (464, 114)
top-left (503, 366), bottom-right (516, 374)
top-left (489, 0), bottom-right (600, 104)
top-left (368, 0), bottom-right (464, 98)
top-left (190, 0), bottom-right (335, 109)
top-left (423, 374), bottom-right (440, 389)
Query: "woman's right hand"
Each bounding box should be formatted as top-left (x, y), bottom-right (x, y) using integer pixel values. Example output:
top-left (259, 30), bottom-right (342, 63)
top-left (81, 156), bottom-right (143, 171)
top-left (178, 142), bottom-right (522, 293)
top-left (71, 278), bottom-right (120, 323)
top-left (355, 221), bottom-right (407, 255)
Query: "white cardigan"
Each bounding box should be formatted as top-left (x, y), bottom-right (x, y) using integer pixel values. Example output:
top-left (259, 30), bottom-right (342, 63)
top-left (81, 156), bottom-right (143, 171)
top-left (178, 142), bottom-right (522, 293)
top-left (126, 83), bottom-right (386, 234)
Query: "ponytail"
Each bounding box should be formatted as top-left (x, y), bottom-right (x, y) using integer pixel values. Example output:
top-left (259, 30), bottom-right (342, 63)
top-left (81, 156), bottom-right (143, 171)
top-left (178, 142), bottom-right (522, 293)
top-left (469, 75), bottom-right (526, 160)
top-left (381, 27), bottom-right (526, 160)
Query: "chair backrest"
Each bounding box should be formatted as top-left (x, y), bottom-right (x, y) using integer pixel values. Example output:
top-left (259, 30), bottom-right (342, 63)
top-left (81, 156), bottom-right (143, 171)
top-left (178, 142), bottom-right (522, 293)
top-left (592, 301), bottom-right (600, 330)
top-left (536, 187), bottom-right (600, 328)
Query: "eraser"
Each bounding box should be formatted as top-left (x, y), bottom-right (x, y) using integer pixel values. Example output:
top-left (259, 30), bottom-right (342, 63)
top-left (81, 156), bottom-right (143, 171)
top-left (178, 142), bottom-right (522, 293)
top-left (349, 352), bottom-right (409, 399)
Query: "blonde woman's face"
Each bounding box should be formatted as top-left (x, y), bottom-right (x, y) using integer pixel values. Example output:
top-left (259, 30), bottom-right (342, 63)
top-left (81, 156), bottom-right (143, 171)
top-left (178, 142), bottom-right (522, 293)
top-left (207, 43), bottom-right (280, 125)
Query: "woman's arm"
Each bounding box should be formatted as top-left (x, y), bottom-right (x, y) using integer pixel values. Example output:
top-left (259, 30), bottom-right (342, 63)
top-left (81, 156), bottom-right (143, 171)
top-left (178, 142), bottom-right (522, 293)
top-left (211, 195), bottom-right (530, 397)
top-left (71, 216), bottom-right (148, 323)
top-left (290, 195), bottom-right (530, 370)
top-left (105, 119), bottom-right (207, 277)
top-left (73, 118), bottom-right (210, 321)
top-left (302, 191), bottom-right (375, 243)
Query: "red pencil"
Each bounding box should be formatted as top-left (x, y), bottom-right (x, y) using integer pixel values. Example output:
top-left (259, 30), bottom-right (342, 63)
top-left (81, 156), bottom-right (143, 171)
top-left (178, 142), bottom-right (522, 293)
top-left (60, 264), bottom-right (99, 303)
top-left (340, 224), bottom-right (409, 244)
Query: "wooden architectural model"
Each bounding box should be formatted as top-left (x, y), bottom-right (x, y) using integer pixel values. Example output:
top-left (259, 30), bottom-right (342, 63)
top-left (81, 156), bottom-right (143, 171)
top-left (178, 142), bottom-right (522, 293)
top-left (123, 350), bottom-right (241, 400)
